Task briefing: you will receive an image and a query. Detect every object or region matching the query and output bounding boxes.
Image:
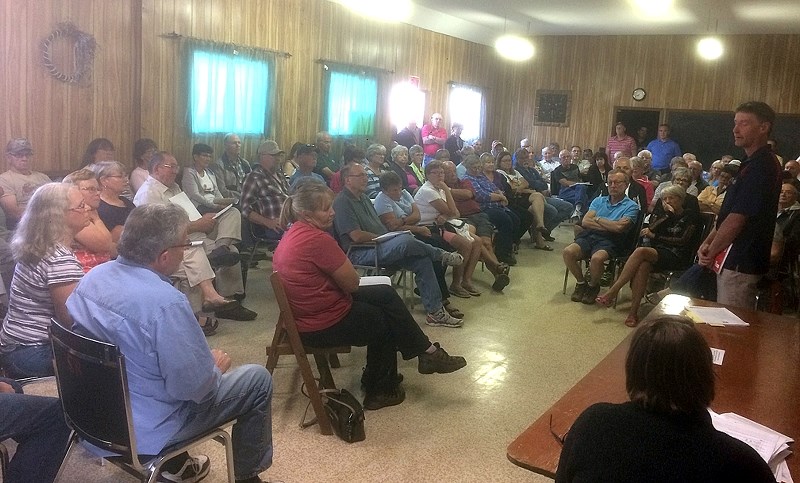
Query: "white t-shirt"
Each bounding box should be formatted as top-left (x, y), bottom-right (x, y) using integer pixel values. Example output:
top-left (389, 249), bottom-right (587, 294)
top-left (197, 171), bottom-right (216, 204)
top-left (413, 181), bottom-right (445, 225)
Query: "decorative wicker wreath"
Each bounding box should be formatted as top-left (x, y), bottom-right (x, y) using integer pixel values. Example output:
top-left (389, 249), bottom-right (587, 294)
top-left (41, 22), bottom-right (96, 84)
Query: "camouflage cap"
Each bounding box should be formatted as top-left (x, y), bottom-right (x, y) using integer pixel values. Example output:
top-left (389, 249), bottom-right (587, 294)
top-left (6, 138), bottom-right (33, 156)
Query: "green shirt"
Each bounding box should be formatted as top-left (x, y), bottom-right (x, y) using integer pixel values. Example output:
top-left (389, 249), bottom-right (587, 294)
top-left (314, 151), bottom-right (339, 179)
top-left (332, 189), bottom-right (387, 251)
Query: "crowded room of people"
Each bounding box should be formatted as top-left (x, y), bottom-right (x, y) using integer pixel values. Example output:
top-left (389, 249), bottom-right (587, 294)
top-left (2, 0), bottom-right (799, 482)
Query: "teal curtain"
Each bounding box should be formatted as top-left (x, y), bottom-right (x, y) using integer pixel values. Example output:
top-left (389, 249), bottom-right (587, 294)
top-left (189, 50), bottom-right (271, 134)
top-left (326, 71), bottom-right (377, 136)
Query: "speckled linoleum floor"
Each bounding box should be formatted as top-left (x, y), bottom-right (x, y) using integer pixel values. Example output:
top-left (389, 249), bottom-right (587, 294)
top-left (14, 223), bottom-right (643, 483)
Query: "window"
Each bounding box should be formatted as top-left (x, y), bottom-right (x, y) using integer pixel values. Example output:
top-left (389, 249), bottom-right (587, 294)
top-left (190, 50), bottom-right (270, 134)
top-left (325, 70), bottom-right (378, 136)
top-left (389, 82), bottom-right (425, 132)
top-left (448, 85), bottom-right (483, 142)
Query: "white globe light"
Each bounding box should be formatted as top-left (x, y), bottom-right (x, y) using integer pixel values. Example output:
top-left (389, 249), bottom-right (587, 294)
top-left (697, 37), bottom-right (724, 60)
top-left (495, 35), bottom-right (535, 62)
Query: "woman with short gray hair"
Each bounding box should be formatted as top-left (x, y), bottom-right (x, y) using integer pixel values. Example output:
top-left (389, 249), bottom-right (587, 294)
top-left (93, 161), bottom-right (135, 241)
top-left (364, 143), bottom-right (388, 199)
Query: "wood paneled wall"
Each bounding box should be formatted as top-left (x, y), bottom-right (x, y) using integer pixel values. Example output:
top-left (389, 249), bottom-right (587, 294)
top-left (1, 0), bottom-right (137, 175)
top-left (3, 0), bottom-right (800, 173)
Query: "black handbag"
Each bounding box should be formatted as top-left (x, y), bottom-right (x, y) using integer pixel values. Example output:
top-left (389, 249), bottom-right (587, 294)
top-left (320, 388), bottom-right (366, 443)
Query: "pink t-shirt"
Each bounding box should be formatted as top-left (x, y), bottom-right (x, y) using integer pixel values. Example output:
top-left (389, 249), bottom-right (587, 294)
top-left (272, 221), bottom-right (351, 332)
top-left (421, 124), bottom-right (447, 156)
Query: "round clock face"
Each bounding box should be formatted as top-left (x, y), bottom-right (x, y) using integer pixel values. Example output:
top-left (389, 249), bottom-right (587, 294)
top-left (632, 88), bottom-right (647, 101)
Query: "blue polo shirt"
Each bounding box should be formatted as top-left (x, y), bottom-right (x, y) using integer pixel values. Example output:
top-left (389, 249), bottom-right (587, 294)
top-left (717, 145), bottom-right (780, 274)
top-left (590, 194), bottom-right (639, 223)
top-left (646, 138), bottom-right (682, 171)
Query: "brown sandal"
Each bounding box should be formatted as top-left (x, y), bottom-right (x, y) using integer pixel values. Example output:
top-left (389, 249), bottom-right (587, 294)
top-left (198, 315), bottom-right (218, 336)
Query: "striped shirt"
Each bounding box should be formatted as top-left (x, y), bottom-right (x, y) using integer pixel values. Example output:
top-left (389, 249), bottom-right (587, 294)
top-left (0, 244), bottom-right (83, 347)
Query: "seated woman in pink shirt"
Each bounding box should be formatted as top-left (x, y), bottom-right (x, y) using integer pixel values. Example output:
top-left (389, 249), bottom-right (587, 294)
top-left (272, 181), bottom-right (466, 411)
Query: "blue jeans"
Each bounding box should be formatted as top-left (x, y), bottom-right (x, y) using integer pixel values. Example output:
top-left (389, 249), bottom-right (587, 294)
top-left (544, 197), bottom-right (574, 231)
top-left (0, 392), bottom-right (71, 483)
top-left (163, 365), bottom-right (273, 480)
top-left (0, 344), bottom-right (54, 378)
top-left (347, 233), bottom-right (444, 313)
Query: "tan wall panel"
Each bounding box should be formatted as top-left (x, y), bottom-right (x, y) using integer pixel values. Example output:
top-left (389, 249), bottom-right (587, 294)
top-left (1, 0), bottom-right (136, 175)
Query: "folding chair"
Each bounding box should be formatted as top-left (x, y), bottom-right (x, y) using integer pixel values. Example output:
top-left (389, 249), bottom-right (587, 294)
top-left (50, 319), bottom-right (236, 483)
top-left (265, 272), bottom-right (351, 435)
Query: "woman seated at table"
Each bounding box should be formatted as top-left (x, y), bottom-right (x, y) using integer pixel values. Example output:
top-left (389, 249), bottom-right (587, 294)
top-left (273, 180), bottom-right (467, 410)
top-left (0, 183), bottom-right (89, 377)
top-left (93, 161), bottom-right (135, 242)
top-left (596, 185), bottom-right (701, 327)
top-left (555, 315), bottom-right (775, 483)
top-left (182, 143), bottom-right (236, 214)
top-left (63, 169), bottom-right (117, 272)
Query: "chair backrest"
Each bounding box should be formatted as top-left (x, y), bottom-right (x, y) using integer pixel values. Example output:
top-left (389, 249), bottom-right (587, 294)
top-left (270, 272), bottom-right (304, 342)
top-left (618, 210), bottom-right (646, 258)
top-left (49, 319), bottom-right (141, 467)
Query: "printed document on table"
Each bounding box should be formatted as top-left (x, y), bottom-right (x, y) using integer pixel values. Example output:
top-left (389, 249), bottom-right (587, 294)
top-left (710, 347), bottom-right (725, 365)
top-left (685, 306), bottom-right (749, 327)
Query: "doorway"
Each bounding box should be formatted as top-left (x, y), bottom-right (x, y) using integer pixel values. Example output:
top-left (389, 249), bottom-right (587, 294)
top-left (615, 108), bottom-right (661, 152)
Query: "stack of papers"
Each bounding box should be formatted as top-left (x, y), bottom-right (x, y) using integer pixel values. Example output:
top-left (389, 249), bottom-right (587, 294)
top-left (710, 410), bottom-right (794, 482)
top-left (684, 306), bottom-right (749, 327)
top-left (359, 276), bottom-right (392, 287)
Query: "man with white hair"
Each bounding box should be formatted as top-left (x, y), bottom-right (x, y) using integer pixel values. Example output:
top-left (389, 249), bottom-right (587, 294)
top-left (312, 131), bottom-right (337, 182)
top-left (212, 133), bottom-right (252, 201)
top-left (538, 144), bottom-right (560, 184)
top-left (687, 160), bottom-right (709, 196)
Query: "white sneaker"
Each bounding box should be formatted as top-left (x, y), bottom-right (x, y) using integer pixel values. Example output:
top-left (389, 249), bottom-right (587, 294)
top-left (426, 308), bottom-right (464, 328)
top-left (441, 251), bottom-right (464, 267)
top-left (158, 455), bottom-right (210, 483)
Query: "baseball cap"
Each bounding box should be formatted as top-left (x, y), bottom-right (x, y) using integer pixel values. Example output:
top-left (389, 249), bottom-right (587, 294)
top-left (296, 143), bottom-right (318, 156)
top-left (728, 159), bottom-right (742, 167)
top-left (6, 138), bottom-right (33, 156)
top-left (257, 140), bottom-right (284, 155)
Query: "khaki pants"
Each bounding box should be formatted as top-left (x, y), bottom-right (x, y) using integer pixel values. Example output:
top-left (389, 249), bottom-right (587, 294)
top-left (716, 268), bottom-right (761, 310)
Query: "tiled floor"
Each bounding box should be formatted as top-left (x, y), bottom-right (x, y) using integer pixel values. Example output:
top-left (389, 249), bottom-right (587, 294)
top-left (21, 223), bottom-right (641, 483)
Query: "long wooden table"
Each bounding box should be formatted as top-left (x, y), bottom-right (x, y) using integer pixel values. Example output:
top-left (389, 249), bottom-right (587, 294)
top-left (507, 294), bottom-right (800, 479)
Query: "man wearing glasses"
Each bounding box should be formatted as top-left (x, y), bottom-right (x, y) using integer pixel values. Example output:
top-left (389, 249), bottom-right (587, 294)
top-left (134, 151), bottom-right (256, 322)
top-left (563, 169), bottom-right (640, 305)
top-left (0, 138), bottom-right (52, 229)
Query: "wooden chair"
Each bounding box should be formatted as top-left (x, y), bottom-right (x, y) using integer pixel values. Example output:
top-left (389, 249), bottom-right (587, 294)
top-left (265, 272), bottom-right (351, 436)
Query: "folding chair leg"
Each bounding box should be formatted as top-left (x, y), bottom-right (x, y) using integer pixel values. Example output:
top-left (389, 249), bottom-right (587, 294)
top-left (314, 354), bottom-right (337, 390)
top-left (53, 432), bottom-right (79, 483)
top-left (295, 352), bottom-right (333, 435)
top-left (328, 353), bottom-right (340, 368)
top-left (265, 324), bottom-right (286, 373)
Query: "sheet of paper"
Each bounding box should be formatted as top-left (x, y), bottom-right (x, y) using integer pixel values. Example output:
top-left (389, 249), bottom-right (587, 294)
top-left (169, 192), bottom-right (202, 221)
top-left (372, 230), bottom-right (410, 243)
top-left (710, 347), bottom-right (725, 365)
top-left (359, 276), bottom-right (392, 287)
top-left (212, 203), bottom-right (234, 219)
top-left (685, 306), bottom-right (749, 327)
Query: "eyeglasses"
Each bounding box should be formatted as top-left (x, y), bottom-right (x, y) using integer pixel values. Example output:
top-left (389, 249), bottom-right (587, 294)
top-left (67, 201), bottom-right (87, 212)
top-left (162, 240), bottom-right (203, 253)
top-left (80, 186), bottom-right (99, 192)
top-left (549, 414), bottom-right (569, 446)
top-left (347, 173), bottom-right (368, 178)
top-left (106, 174), bottom-right (129, 179)
top-left (196, 153), bottom-right (212, 158)
top-left (161, 164), bottom-right (179, 170)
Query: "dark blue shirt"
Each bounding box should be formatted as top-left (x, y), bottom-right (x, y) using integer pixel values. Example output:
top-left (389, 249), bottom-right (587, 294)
top-left (717, 145), bottom-right (781, 274)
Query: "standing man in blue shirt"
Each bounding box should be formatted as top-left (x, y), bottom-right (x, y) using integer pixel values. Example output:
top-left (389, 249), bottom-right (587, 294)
top-left (646, 124), bottom-right (682, 174)
top-left (698, 101), bottom-right (781, 309)
top-left (67, 204), bottom-right (274, 483)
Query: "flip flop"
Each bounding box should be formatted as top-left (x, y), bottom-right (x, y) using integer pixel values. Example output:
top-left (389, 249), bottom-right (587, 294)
top-left (624, 314), bottom-right (640, 328)
top-left (534, 245), bottom-right (554, 251)
top-left (461, 284), bottom-right (482, 296)
top-left (595, 293), bottom-right (614, 307)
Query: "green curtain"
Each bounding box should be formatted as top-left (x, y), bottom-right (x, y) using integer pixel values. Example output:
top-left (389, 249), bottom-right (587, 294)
top-left (325, 70), bottom-right (377, 137)
top-left (184, 40), bottom-right (277, 136)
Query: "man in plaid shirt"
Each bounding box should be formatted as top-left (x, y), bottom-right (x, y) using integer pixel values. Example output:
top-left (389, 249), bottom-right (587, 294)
top-left (240, 140), bottom-right (290, 241)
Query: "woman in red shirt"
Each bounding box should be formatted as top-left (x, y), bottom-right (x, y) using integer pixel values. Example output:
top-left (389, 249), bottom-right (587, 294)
top-left (272, 181), bottom-right (467, 410)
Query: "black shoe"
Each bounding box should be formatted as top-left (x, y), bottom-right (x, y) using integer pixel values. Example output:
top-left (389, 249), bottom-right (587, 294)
top-left (570, 283), bottom-right (587, 302)
top-left (543, 233), bottom-right (556, 242)
top-left (581, 284), bottom-right (601, 305)
top-left (418, 342), bottom-right (467, 374)
top-left (230, 292), bottom-right (246, 302)
top-left (360, 368), bottom-right (403, 388)
top-left (208, 246), bottom-right (240, 268)
top-left (363, 384), bottom-right (405, 410)
top-left (215, 304), bottom-right (258, 321)
top-left (492, 273), bottom-right (510, 292)
top-left (497, 254), bottom-right (517, 266)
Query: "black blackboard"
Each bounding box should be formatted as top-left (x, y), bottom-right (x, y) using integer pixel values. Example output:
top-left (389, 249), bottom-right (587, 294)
top-left (666, 110), bottom-right (800, 167)
top-left (666, 110), bottom-right (736, 167)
